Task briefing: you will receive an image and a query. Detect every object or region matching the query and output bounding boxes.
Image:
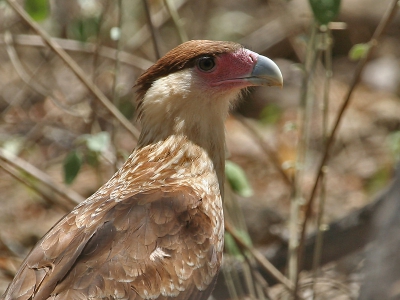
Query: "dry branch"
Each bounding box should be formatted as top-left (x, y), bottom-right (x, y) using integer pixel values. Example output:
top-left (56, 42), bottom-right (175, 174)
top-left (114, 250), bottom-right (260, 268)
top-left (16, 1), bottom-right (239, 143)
top-left (298, 0), bottom-right (400, 278)
top-left (5, 0), bottom-right (141, 141)
top-left (0, 34), bottom-right (153, 70)
top-left (0, 150), bottom-right (84, 206)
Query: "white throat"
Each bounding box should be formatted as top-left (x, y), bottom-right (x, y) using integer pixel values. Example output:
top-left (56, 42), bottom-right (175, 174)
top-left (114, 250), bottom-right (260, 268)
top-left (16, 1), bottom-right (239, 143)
top-left (137, 69), bottom-right (242, 193)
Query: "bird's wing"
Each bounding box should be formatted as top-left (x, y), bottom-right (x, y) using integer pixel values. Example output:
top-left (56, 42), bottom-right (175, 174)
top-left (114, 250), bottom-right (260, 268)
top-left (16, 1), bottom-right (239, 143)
top-left (3, 186), bottom-right (219, 300)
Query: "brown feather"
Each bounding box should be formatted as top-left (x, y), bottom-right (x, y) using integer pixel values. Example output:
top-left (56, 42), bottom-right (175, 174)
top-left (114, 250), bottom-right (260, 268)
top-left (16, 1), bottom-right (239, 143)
top-left (2, 136), bottom-right (223, 300)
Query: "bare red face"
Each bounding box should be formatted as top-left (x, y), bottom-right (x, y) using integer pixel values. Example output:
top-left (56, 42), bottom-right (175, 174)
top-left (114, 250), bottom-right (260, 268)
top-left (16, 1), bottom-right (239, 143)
top-left (194, 48), bottom-right (282, 90)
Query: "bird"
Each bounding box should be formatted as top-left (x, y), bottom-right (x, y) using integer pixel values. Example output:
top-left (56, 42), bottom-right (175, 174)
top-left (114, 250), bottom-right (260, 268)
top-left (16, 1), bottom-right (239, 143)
top-left (2, 40), bottom-right (282, 300)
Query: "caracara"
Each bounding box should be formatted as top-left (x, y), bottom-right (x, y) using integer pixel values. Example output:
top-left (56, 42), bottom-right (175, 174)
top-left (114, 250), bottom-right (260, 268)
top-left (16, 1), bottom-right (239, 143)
top-left (2, 40), bottom-right (282, 300)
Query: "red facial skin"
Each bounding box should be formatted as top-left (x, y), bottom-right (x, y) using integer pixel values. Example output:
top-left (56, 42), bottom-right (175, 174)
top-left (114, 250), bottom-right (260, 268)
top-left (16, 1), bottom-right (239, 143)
top-left (194, 49), bottom-right (260, 90)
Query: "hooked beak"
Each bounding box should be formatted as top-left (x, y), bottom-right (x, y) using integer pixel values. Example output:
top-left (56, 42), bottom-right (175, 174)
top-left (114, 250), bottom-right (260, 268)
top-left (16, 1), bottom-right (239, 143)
top-left (210, 50), bottom-right (283, 89)
top-left (247, 54), bottom-right (283, 88)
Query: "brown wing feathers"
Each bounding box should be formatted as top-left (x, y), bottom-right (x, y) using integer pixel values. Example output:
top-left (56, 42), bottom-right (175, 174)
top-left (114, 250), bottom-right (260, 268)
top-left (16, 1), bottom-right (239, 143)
top-left (4, 187), bottom-right (215, 300)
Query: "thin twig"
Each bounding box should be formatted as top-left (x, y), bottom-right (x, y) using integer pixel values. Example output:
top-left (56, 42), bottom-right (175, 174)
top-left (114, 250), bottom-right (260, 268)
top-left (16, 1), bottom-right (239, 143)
top-left (242, 254), bottom-right (268, 299)
top-left (91, 0), bottom-right (109, 82)
top-left (221, 263), bottom-right (240, 300)
top-left (4, 32), bottom-right (85, 117)
top-left (142, 0), bottom-right (161, 60)
top-left (242, 260), bottom-right (257, 299)
top-left (0, 149), bottom-right (84, 206)
top-left (289, 21), bottom-right (319, 298)
top-left (225, 221), bottom-right (296, 295)
top-left (163, 0), bottom-right (188, 43)
top-left (250, 267), bottom-right (273, 299)
top-left (0, 34), bottom-right (153, 70)
top-left (127, 0), bottom-right (188, 51)
top-left (223, 182), bottom-right (256, 297)
top-left (87, 0), bottom-right (109, 152)
top-left (298, 0), bottom-right (399, 278)
top-left (232, 114), bottom-right (293, 188)
top-left (5, 0), bottom-right (141, 141)
top-left (112, 0), bottom-right (123, 107)
top-left (111, 0), bottom-right (124, 172)
top-left (311, 26), bottom-right (332, 300)
top-left (4, 31), bottom-right (49, 98)
top-left (0, 160), bottom-right (72, 212)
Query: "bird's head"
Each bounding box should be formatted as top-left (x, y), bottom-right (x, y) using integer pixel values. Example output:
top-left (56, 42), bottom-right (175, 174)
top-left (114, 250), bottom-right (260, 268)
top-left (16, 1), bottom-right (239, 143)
top-left (135, 40), bottom-right (283, 148)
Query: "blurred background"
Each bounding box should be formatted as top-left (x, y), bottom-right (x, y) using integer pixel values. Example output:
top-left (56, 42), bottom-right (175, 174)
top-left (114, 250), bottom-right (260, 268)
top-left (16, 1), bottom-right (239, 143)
top-left (0, 0), bottom-right (400, 299)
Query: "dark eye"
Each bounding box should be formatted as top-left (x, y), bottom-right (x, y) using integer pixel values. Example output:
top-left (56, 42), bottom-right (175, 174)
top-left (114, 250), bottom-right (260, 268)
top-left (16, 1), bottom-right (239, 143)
top-left (197, 57), bottom-right (216, 72)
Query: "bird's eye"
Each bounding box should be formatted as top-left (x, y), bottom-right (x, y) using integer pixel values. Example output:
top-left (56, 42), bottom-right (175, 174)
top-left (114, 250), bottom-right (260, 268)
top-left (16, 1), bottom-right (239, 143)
top-left (197, 57), bottom-right (216, 72)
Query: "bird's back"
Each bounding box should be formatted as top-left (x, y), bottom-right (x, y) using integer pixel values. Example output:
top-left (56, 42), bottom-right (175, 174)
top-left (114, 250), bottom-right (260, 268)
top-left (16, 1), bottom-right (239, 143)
top-left (2, 137), bottom-right (224, 300)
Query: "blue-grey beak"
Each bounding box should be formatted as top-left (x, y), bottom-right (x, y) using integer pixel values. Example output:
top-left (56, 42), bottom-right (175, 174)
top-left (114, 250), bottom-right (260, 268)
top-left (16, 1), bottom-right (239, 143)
top-left (249, 55), bottom-right (283, 87)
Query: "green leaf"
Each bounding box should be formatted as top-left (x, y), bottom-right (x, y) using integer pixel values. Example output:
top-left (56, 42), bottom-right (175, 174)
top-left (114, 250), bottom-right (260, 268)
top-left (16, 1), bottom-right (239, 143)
top-left (309, 0), bottom-right (341, 25)
top-left (24, 0), bottom-right (49, 21)
top-left (85, 132), bottom-right (110, 153)
top-left (224, 232), bottom-right (243, 259)
top-left (70, 17), bottom-right (100, 42)
top-left (260, 104), bottom-right (282, 125)
top-left (224, 229), bottom-right (253, 260)
top-left (366, 167), bottom-right (391, 195)
top-left (118, 96), bottom-right (136, 119)
top-left (225, 160), bottom-right (253, 197)
top-left (85, 150), bottom-right (100, 168)
top-left (63, 151), bottom-right (82, 185)
top-left (389, 131), bottom-right (400, 161)
top-left (349, 43), bottom-right (370, 61)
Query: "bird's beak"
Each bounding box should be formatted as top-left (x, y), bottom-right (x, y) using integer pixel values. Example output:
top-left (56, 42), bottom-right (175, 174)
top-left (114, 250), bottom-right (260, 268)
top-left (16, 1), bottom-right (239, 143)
top-left (247, 54), bottom-right (283, 88)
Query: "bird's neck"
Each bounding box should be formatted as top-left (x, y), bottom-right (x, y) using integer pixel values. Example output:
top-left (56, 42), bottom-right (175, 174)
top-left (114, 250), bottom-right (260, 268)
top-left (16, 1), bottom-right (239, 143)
top-left (134, 71), bottom-right (239, 197)
top-left (137, 114), bottom-right (226, 195)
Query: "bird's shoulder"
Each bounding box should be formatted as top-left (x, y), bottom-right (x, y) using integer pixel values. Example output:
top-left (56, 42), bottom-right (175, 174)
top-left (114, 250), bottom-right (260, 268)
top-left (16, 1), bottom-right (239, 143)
top-left (3, 137), bottom-right (223, 300)
top-left (3, 185), bottom-right (220, 300)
